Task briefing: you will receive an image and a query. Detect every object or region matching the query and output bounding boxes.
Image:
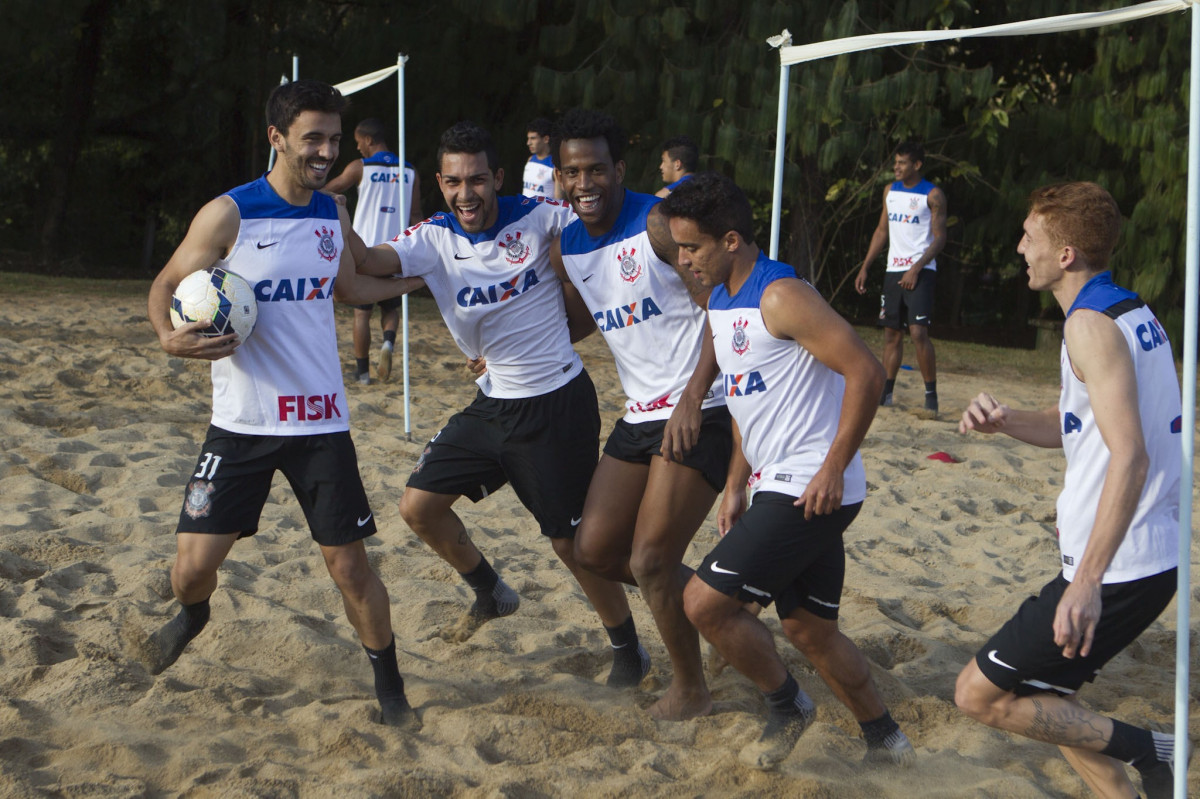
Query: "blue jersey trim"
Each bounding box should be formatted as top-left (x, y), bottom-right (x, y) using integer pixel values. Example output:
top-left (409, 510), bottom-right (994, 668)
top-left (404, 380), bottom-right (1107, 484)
top-left (1068, 271), bottom-right (1139, 317)
top-left (666, 174), bottom-right (694, 191)
top-left (889, 178), bottom-right (935, 196)
top-left (225, 175), bottom-right (338, 221)
top-left (708, 252), bottom-right (797, 311)
top-left (363, 151), bottom-right (399, 166)
top-left (418, 195), bottom-right (544, 245)
top-left (560, 189), bottom-right (658, 256)
top-left (528, 154), bottom-right (554, 168)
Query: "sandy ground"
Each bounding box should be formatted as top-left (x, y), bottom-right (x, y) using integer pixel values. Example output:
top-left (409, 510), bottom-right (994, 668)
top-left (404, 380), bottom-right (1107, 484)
top-left (0, 283), bottom-right (1196, 798)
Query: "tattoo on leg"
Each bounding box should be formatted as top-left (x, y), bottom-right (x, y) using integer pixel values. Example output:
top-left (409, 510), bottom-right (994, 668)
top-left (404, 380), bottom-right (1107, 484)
top-left (1026, 697), bottom-right (1107, 747)
top-left (457, 530), bottom-right (468, 546)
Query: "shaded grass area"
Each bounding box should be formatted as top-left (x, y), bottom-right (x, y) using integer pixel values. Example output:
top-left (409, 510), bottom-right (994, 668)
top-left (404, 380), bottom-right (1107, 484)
top-left (1, 271), bottom-right (1064, 387)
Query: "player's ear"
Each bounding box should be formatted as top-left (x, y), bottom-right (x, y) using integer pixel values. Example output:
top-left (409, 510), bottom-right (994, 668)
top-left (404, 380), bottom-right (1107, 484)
top-left (615, 160), bottom-right (626, 184)
top-left (724, 231), bottom-right (740, 251)
top-left (493, 167), bottom-right (504, 192)
top-left (268, 126), bottom-right (285, 154)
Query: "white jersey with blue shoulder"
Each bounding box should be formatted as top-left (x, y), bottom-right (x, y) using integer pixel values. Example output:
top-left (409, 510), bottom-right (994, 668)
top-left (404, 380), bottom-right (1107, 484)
top-left (559, 189), bottom-right (723, 423)
top-left (523, 155), bottom-right (556, 197)
top-left (211, 175), bottom-right (347, 436)
top-left (1057, 271), bottom-right (1180, 583)
top-left (353, 151), bottom-right (415, 246)
top-left (385, 195), bottom-right (580, 399)
top-left (885, 178), bottom-right (937, 273)
top-left (708, 252), bottom-right (865, 503)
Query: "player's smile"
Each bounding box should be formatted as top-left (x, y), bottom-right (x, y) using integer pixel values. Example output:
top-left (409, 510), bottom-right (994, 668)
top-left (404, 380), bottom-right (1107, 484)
top-left (556, 137), bottom-right (626, 236)
top-left (437, 151), bottom-right (502, 234)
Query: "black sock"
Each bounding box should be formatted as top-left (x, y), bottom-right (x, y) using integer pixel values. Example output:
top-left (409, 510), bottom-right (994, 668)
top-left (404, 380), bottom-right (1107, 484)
top-left (179, 598), bottom-right (211, 635)
top-left (765, 673), bottom-right (804, 716)
top-left (1102, 719), bottom-right (1164, 771)
top-left (860, 711), bottom-right (900, 747)
top-left (605, 615), bottom-right (638, 649)
top-left (382, 330), bottom-right (397, 346)
top-left (884, 379), bottom-right (896, 396)
top-left (924, 381), bottom-right (937, 395)
top-left (363, 635), bottom-right (407, 702)
top-left (460, 556), bottom-right (499, 595)
top-left (355, 357), bottom-right (369, 375)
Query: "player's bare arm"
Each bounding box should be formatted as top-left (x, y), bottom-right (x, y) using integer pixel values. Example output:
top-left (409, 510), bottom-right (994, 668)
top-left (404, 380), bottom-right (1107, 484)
top-left (1053, 310), bottom-right (1149, 659)
top-left (408, 170), bottom-right (424, 226)
top-left (148, 196), bottom-right (241, 360)
top-left (717, 419), bottom-right (752, 537)
top-left (854, 186), bottom-right (891, 294)
top-left (333, 202), bottom-right (424, 304)
top-left (959, 394), bottom-right (1061, 446)
top-left (763, 278), bottom-right (884, 518)
top-left (648, 205), bottom-right (711, 309)
top-left (323, 157), bottom-right (363, 196)
top-left (901, 186), bottom-right (947, 290)
top-left (661, 317), bottom-right (719, 462)
top-left (345, 221), bottom-right (405, 278)
top-left (550, 238), bottom-right (598, 343)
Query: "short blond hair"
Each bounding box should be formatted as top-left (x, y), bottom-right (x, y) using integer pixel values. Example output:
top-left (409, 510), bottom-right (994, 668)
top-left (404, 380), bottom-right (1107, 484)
top-left (1027, 182), bottom-right (1121, 270)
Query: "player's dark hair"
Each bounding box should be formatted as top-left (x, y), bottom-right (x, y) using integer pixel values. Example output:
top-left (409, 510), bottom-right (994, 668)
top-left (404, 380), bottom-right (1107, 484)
top-left (895, 140), bottom-right (925, 165)
top-left (549, 109), bottom-right (626, 169)
top-left (659, 172), bottom-right (755, 245)
top-left (660, 135), bottom-right (699, 173)
top-left (355, 117), bottom-right (389, 146)
top-left (527, 117), bottom-right (552, 137)
top-left (266, 79), bottom-right (349, 135)
top-left (437, 120), bottom-right (499, 172)
top-left (1028, 182), bottom-right (1121, 270)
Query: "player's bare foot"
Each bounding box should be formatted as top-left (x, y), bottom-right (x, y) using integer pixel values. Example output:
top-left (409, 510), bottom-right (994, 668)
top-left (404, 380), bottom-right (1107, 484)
top-left (648, 684), bottom-right (712, 721)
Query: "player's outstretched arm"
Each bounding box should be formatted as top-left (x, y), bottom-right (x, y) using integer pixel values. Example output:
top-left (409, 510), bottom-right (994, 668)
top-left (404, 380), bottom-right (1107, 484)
top-left (1053, 310), bottom-right (1149, 659)
top-left (148, 196), bottom-right (242, 360)
top-left (855, 187), bottom-right (891, 295)
top-left (647, 205), bottom-right (711, 309)
top-left (959, 393), bottom-right (1061, 447)
top-left (763, 278), bottom-right (883, 518)
top-left (333, 202), bottom-right (424, 304)
top-left (323, 157), bottom-right (362, 197)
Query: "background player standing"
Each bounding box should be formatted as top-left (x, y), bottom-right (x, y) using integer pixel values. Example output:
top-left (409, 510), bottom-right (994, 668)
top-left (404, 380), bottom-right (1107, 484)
top-left (522, 117), bottom-right (560, 199)
top-left (654, 135), bottom-right (698, 198)
top-left (854, 141), bottom-right (946, 414)
top-left (326, 117), bottom-right (424, 385)
top-left (144, 80), bottom-right (424, 728)
top-left (663, 172), bottom-right (915, 770)
top-left (956, 182), bottom-right (1182, 799)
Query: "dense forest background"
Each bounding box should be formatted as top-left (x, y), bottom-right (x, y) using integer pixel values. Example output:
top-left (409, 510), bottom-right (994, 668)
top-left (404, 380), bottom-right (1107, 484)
top-left (1, 0), bottom-right (1192, 345)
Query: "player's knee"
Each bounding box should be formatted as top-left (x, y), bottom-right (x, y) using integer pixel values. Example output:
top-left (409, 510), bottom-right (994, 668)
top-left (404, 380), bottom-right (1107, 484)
top-left (572, 535), bottom-right (623, 579)
top-left (171, 556), bottom-right (214, 595)
top-left (682, 578), bottom-right (722, 634)
top-left (628, 545), bottom-right (672, 585)
top-left (954, 666), bottom-right (1000, 724)
top-left (781, 617), bottom-right (835, 655)
top-left (324, 545), bottom-right (373, 594)
top-left (398, 489), bottom-right (432, 530)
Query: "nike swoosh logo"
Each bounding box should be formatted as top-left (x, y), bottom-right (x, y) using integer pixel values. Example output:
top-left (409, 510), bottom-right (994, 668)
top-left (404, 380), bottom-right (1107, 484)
top-left (570, 517), bottom-right (582, 527)
top-left (987, 649), bottom-right (1017, 671)
top-left (915, 315), bottom-right (928, 321)
top-left (581, 274), bottom-right (594, 282)
top-left (357, 514), bottom-right (373, 527)
top-left (709, 561), bottom-right (738, 576)
top-left (257, 241), bottom-right (279, 249)
top-left (454, 253), bottom-right (471, 260)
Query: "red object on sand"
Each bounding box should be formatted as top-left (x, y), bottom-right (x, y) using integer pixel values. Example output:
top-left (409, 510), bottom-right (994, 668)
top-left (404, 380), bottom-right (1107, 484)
top-left (927, 451), bottom-right (961, 463)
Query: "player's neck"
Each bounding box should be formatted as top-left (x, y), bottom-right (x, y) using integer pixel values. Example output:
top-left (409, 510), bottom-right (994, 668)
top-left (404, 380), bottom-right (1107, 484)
top-left (901, 174), bottom-right (923, 189)
top-left (266, 168), bottom-right (314, 207)
top-left (582, 187), bottom-right (625, 238)
top-left (723, 245), bottom-right (761, 296)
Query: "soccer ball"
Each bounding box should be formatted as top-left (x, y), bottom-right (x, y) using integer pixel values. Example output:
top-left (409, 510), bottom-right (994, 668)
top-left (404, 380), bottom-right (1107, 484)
top-left (170, 267), bottom-right (258, 340)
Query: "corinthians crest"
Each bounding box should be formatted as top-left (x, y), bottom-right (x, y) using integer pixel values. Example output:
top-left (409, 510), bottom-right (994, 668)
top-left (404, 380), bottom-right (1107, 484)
top-left (731, 317), bottom-right (751, 355)
top-left (314, 225), bottom-right (338, 262)
top-left (501, 231), bottom-right (531, 265)
top-left (184, 479), bottom-right (215, 520)
top-left (617, 247), bottom-right (642, 283)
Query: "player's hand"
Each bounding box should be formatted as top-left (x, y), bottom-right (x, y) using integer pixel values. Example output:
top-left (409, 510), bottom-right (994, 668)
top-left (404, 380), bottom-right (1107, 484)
top-left (959, 392), bottom-right (1009, 434)
top-left (899, 267), bottom-right (921, 291)
top-left (796, 465), bottom-right (843, 519)
top-left (160, 321), bottom-right (239, 360)
top-left (854, 267), bottom-right (869, 295)
top-left (661, 402), bottom-right (702, 462)
top-left (466, 356), bottom-right (487, 377)
top-left (717, 489), bottom-right (747, 537)
top-left (323, 190), bottom-right (348, 207)
top-left (1053, 580), bottom-right (1101, 658)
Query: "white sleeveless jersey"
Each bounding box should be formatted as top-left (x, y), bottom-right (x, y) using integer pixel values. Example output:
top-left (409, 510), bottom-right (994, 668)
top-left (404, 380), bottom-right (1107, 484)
top-left (522, 155), bottom-right (555, 197)
top-left (1057, 272), bottom-right (1181, 583)
top-left (885, 179), bottom-right (937, 273)
top-left (210, 176), bottom-right (347, 436)
top-left (353, 151), bottom-right (415, 246)
top-left (708, 253), bottom-right (865, 503)
top-left (386, 196), bottom-right (581, 398)
top-left (560, 190), bottom-right (723, 423)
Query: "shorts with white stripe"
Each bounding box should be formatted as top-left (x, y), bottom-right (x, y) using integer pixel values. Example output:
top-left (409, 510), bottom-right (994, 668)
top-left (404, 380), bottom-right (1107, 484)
top-left (975, 568), bottom-right (1176, 696)
top-left (695, 492), bottom-right (861, 620)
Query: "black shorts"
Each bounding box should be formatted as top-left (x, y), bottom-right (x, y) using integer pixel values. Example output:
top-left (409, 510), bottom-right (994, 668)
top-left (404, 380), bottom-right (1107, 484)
top-left (177, 426), bottom-right (376, 546)
top-left (975, 569), bottom-right (1176, 696)
top-left (879, 269), bottom-right (935, 329)
top-left (355, 295), bottom-right (403, 312)
top-left (601, 405), bottom-right (733, 492)
top-left (406, 370), bottom-right (601, 538)
top-left (695, 493), bottom-right (862, 620)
